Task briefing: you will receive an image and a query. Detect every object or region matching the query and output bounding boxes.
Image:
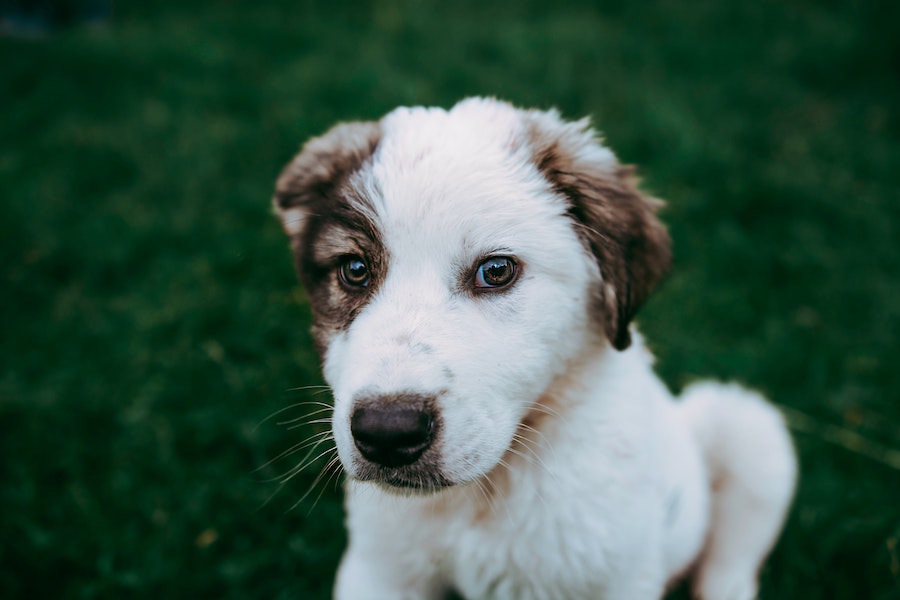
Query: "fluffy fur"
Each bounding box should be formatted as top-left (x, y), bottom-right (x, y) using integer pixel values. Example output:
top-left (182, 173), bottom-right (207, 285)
top-left (273, 98), bottom-right (797, 600)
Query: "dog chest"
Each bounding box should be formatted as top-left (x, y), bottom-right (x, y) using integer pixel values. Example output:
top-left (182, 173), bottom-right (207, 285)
top-left (435, 464), bottom-right (666, 599)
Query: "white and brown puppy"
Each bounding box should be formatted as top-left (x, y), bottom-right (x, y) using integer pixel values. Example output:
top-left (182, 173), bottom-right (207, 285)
top-left (273, 98), bottom-right (797, 600)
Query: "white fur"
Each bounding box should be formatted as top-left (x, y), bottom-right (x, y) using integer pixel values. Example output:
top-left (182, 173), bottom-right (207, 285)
top-left (295, 99), bottom-right (797, 600)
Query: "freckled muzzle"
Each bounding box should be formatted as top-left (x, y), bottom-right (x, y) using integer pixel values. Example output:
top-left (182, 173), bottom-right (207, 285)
top-left (350, 395), bottom-right (437, 468)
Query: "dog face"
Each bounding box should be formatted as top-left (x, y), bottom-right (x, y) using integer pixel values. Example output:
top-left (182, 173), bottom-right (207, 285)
top-left (274, 98), bottom-right (670, 492)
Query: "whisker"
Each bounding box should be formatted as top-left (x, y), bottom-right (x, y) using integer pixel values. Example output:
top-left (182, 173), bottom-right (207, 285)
top-left (257, 433), bottom-right (334, 478)
top-left (276, 405), bottom-right (334, 427)
top-left (284, 385), bottom-right (331, 393)
top-left (280, 445), bottom-right (338, 485)
top-left (322, 454), bottom-right (343, 485)
top-left (258, 389), bottom-right (341, 514)
top-left (484, 462), bottom-right (516, 526)
top-left (289, 447), bottom-right (341, 512)
top-left (287, 416), bottom-right (333, 430)
top-left (509, 434), bottom-right (557, 477)
top-left (254, 399), bottom-right (333, 431)
top-left (256, 440), bottom-right (317, 474)
top-left (524, 402), bottom-right (574, 431)
top-left (501, 445), bottom-right (553, 513)
top-left (516, 422), bottom-right (553, 445)
top-left (302, 455), bottom-right (345, 516)
top-left (473, 479), bottom-right (494, 512)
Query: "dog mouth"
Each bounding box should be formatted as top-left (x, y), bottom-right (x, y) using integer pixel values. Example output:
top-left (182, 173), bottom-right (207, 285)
top-left (353, 463), bottom-right (455, 494)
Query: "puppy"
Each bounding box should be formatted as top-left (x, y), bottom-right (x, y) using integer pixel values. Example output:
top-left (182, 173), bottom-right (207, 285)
top-left (273, 98), bottom-right (797, 600)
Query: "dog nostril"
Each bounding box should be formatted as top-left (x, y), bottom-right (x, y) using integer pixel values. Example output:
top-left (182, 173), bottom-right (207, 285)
top-left (350, 405), bottom-right (435, 468)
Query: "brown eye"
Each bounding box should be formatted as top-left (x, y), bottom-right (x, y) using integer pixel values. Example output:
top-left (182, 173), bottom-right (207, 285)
top-left (339, 256), bottom-right (370, 288)
top-left (474, 256), bottom-right (518, 289)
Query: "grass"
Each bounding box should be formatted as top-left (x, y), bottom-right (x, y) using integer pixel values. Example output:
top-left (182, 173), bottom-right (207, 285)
top-left (1, 0), bottom-right (898, 598)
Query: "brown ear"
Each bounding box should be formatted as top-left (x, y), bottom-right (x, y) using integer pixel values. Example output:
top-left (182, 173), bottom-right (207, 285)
top-left (525, 111), bottom-right (671, 350)
top-left (273, 121), bottom-right (382, 239)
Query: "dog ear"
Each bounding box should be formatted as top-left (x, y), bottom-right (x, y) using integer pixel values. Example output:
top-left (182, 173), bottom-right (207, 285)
top-left (273, 121), bottom-right (382, 241)
top-left (525, 111), bottom-right (671, 351)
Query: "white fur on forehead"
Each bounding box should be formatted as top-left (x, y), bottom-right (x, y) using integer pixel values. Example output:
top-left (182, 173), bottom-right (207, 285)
top-left (362, 100), bottom-right (540, 230)
top-left (376, 98), bottom-right (619, 193)
top-left (381, 98), bottom-right (522, 152)
top-left (373, 100), bottom-right (522, 187)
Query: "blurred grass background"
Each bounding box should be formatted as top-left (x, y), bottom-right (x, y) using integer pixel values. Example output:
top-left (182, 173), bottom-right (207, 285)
top-left (1, 0), bottom-right (898, 598)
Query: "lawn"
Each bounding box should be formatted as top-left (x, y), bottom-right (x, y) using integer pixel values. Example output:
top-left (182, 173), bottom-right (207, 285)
top-left (1, 0), bottom-right (898, 598)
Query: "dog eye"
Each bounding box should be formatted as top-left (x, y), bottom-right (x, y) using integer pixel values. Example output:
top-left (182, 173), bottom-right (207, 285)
top-left (474, 257), bottom-right (518, 289)
top-left (338, 256), bottom-right (370, 288)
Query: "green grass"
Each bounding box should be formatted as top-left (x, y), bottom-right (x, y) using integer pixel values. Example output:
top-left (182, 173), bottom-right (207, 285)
top-left (1, 0), bottom-right (898, 598)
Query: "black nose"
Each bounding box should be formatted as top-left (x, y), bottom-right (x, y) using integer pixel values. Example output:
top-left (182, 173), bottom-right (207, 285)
top-left (350, 402), bottom-right (436, 468)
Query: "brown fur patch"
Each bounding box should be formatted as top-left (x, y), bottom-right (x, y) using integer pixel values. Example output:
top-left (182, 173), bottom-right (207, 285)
top-left (524, 114), bottom-right (672, 350)
top-left (274, 121), bottom-right (382, 215)
top-left (273, 121), bottom-right (384, 353)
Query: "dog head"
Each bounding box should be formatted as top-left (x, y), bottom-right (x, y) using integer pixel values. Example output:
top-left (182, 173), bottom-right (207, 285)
top-left (274, 98), bottom-right (670, 492)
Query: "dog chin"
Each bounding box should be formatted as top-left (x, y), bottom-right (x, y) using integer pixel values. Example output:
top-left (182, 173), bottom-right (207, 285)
top-left (353, 466), bottom-right (456, 495)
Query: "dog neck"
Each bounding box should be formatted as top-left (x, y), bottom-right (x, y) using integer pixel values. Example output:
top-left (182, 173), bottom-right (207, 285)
top-left (464, 327), bottom-right (657, 510)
